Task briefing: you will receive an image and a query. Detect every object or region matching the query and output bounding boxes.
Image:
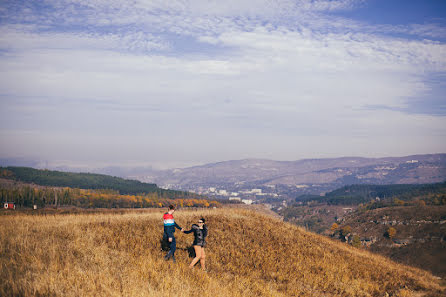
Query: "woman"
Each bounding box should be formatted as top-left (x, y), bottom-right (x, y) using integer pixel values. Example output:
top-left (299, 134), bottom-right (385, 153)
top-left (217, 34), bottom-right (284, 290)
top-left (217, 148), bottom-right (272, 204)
top-left (183, 218), bottom-right (208, 270)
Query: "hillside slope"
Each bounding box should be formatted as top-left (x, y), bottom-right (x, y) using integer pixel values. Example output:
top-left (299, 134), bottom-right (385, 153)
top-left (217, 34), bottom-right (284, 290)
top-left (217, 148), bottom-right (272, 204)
top-left (1, 208), bottom-right (444, 296)
top-left (0, 166), bottom-right (198, 198)
top-left (336, 205), bottom-right (446, 278)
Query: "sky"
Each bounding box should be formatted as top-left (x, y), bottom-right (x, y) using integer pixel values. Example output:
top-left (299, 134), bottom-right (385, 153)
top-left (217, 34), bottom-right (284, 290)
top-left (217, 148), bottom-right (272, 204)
top-left (0, 0), bottom-right (445, 169)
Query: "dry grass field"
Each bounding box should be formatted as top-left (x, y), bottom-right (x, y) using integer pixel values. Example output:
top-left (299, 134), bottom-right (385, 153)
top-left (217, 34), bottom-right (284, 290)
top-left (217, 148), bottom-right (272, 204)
top-left (1, 208), bottom-right (444, 297)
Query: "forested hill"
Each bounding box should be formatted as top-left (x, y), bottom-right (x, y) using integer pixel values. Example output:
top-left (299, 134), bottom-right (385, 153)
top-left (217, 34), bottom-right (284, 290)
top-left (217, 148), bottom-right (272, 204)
top-left (0, 166), bottom-right (191, 196)
top-left (297, 181), bottom-right (446, 205)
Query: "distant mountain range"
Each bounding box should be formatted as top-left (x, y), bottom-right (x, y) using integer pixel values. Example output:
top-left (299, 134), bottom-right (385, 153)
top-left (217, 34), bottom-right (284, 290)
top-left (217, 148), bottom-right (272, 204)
top-left (149, 153), bottom-right (445, 183)
top-left (137, 154), bottom-right (446, 196)
top-left (2, 154), bottom-right (446, 197)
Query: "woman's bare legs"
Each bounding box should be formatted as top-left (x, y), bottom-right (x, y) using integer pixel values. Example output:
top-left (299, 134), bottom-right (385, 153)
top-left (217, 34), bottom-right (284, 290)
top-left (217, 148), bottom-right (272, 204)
top-left (189, 245), bottom-right (202, 268)
top-left (200, 248), bottom-right (206, 270)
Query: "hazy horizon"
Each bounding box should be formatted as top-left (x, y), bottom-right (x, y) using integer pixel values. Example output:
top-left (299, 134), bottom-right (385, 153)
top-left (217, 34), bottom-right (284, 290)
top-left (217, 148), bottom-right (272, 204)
top-left (1, 152), bottom-right (445, 171)
top-left (1, 1), bottom-right (445, 168)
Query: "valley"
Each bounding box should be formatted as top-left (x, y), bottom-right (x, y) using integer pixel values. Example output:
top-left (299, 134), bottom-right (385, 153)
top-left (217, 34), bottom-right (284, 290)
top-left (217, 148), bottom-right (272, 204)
top-left (126, 154), bottom-right (446, 202)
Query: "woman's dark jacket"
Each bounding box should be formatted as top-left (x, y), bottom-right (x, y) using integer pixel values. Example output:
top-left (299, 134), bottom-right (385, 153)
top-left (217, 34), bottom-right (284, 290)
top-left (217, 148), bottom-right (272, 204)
top-left (184, 224), bottom-right (208, 246)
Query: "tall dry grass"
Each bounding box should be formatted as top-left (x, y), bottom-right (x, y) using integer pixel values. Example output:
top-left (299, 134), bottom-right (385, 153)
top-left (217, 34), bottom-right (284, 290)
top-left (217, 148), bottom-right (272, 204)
top-left (0, 208), bottom-right (444, 296)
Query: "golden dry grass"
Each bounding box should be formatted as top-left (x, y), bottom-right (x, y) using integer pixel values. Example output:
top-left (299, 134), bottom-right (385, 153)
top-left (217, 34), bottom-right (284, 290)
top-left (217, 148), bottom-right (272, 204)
top-left (1, 208), bottom-right (444, 297)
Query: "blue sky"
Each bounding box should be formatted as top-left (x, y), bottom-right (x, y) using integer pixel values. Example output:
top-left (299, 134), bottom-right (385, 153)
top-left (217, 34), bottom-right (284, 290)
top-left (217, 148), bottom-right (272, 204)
top-left (0, 0), bottom-right (445, 169)
top-left (335, 1), bottom-right (446, 27)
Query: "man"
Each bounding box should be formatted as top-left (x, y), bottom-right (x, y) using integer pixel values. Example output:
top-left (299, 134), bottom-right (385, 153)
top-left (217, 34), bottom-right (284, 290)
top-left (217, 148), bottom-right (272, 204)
top-left (163, 205), bottom-right (183, 262)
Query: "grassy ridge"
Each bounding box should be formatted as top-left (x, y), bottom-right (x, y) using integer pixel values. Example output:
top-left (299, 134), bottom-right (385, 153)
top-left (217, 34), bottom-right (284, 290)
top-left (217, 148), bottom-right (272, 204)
top-left (1, 208), bottom-right (444, 296)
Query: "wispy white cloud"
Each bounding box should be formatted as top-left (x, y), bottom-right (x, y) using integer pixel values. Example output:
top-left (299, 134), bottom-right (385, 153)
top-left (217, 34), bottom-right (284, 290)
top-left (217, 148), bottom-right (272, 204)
top-left (0, 0), bottom-right (445, 166)
top-left (0, 25), bottom-right (170, 53)
top-left (408, 23), bottom-right (446, 39)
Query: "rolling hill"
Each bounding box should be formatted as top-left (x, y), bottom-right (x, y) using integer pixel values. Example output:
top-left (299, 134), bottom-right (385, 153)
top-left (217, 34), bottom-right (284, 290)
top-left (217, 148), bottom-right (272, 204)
top-left (1, 207), bottom-right (444, 296)
top-left (278, 182), bottom-right (446, 278)
top-left (0, 166), bottom-right (187, 196)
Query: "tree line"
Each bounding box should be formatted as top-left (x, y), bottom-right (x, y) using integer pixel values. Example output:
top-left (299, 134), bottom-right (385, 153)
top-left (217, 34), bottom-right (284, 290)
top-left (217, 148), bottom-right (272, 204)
top-left (0, 166), bottom-right (197, 197)
top-left (0, 185), bottom-right (219, 209)
top-left (296, 182), bottom-right (446, 206)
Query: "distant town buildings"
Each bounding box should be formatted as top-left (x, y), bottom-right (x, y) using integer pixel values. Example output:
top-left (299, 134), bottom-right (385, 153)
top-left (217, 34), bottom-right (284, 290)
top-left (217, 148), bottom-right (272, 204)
top-left (218, 189), bottom-right (228, 196)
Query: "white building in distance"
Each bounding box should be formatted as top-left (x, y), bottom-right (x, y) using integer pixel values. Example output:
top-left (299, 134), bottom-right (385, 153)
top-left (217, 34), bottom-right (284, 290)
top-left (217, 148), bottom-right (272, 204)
top-left (218, 189), bottom-right (228, 196)
top-left (241, 189), bottom-right (263, 195)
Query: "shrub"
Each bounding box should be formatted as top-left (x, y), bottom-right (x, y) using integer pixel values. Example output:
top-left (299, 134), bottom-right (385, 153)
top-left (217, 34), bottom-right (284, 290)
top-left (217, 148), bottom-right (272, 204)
top-left (330, 223), bottom-right (339, 231)
top-left (340, 225), bottom-right (352, 237)
top-left (351, 235), bottom-right (361, 248)
top-left (386, 227), bottom-right (397, 239)
top-left (416, 200), bottom-right (426, 207)
top-left (394, 198), bottom-right (405, 206)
